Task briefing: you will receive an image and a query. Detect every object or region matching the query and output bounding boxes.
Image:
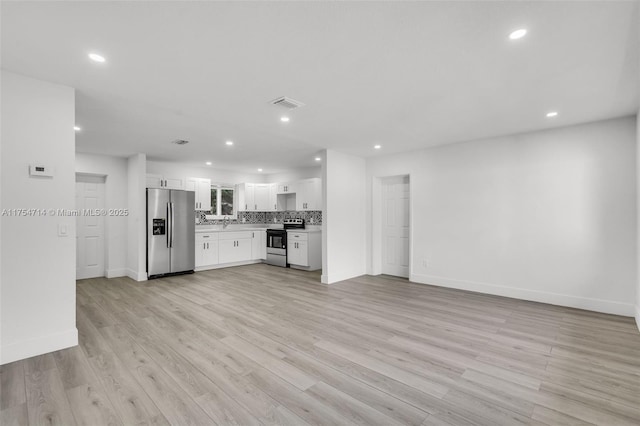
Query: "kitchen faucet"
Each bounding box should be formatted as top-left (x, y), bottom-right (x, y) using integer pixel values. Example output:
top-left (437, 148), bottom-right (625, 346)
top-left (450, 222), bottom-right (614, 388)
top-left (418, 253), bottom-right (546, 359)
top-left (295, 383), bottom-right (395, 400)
top-left (222, 215), bottom-right (230, 228)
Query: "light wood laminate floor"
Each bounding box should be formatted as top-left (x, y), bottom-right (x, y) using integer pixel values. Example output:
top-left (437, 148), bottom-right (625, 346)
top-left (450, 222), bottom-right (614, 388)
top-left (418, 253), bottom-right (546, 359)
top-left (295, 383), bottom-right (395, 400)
top-left (2, 264), bottom-right (640, 425)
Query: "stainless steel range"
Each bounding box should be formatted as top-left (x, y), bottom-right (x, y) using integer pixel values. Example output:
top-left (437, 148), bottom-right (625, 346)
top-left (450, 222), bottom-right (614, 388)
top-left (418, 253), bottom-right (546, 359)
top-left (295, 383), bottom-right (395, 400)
top-left (265, 219), bottom-right (304, 267)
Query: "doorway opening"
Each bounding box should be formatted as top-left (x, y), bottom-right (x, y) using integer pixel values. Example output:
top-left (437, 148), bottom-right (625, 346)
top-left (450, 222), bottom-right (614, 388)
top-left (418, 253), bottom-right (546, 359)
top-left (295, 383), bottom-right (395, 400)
top-left (76, 174), bottom-right (106, 279)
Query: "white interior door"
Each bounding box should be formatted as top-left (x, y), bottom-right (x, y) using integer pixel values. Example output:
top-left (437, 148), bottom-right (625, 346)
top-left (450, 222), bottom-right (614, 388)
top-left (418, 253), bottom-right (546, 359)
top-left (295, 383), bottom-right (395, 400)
top-left (76, 175), bottom-right (105, 279)
top-left (382, 175), bottom-right (410, 277)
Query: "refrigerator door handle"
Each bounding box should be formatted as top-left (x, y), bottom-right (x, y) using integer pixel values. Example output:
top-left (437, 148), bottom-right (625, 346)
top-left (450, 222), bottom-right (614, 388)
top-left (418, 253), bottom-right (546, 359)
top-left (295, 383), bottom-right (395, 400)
top-left (166, 203), bottom-right (171, 248)
top-left (170, 202), bottom-right (175, 248)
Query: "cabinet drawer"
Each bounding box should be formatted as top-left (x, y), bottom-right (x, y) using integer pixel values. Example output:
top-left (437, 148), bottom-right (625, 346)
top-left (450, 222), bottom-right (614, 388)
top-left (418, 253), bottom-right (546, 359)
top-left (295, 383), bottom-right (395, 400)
top-left (287, 232), bottom-right (308, 241)
top-left (196, 232), bottom-right (219, 242)
top-left (218, 231), bottom-right (254, 240)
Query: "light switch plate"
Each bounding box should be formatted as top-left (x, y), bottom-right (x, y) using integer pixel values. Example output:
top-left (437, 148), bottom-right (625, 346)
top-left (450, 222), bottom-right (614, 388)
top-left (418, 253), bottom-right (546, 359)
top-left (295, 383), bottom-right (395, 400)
top-left (58, 224), bottom-right (68, 237)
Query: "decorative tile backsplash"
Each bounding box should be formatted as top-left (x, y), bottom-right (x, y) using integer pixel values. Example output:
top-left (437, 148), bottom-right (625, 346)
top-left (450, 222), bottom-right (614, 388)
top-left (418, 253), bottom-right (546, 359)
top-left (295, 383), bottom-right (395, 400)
top-left (196, 210), bottom-right (322, 225)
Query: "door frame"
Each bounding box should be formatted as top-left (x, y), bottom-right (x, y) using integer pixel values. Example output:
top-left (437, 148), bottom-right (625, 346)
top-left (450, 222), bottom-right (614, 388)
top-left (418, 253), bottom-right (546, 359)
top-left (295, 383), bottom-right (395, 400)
top-left (372, 174), bottom-right (412, 277)
top-left (75, 173), bottom-right (107, 279)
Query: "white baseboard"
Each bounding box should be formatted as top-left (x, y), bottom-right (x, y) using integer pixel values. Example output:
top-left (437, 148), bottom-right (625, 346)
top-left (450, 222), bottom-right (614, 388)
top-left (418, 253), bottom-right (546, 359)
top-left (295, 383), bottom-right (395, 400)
top-left (195, 260), bottom-right (261, 272)
top-left (322, 269), bottom-right (366, 284)
top-left (410, 273), bottom-right (635, 317)
top-left (635, 305), bottom-right (640, 332)
top-left (126, 268), bottom-right (147, 282)
top-left (106, 268), bottom-right (126, 278)
top-left (0, 328), bottom-right (78, 365)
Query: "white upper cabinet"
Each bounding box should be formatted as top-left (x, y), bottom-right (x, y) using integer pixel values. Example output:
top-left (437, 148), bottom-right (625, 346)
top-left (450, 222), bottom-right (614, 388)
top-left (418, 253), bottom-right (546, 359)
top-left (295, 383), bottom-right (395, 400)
top-left (254, 184), bottom-right (271, 211)
top-left (296, 178), bottom-right (322, 210)
top-left (277, 182), bottom-right (295, 194)
top-left (268, 183), bottom-right (278, 212)
top-left (186, 177), bottom-right (212, 211)
top-left (239, 183), bottom-right (255, 211)
top-left (146, 174), bottom-right (185, 190)
top-left (240, 183), bottom-right (277, 211)
top-left (238, 179), bottom-right (321, 211)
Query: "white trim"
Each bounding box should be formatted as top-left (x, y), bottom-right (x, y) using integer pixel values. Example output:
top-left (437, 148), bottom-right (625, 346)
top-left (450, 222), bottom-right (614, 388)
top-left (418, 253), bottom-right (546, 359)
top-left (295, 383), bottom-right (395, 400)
top-left (410, 273), bottom-right (635, 317)
top-left (371, 176), bottom-right (382, 276)
top-left (195, 260), bottom-right (261, 271)
top-left (1, 328), bottom-right (78, 365)
top-left (321, 270), bottom-right (365, 285)
top-left (635, 305), bottom-right (640, 332)
top-left (106, 268), bottom-right (127, 278)
top-left (370, 173), bottom-right (412, 277)
top-left (127, 268), bottom-right (147, 282)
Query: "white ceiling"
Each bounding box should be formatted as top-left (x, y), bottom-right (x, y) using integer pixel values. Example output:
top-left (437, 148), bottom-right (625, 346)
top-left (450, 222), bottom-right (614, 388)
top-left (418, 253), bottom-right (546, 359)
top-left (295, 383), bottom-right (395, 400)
top-left (2, 1), bottom-right (638, 173)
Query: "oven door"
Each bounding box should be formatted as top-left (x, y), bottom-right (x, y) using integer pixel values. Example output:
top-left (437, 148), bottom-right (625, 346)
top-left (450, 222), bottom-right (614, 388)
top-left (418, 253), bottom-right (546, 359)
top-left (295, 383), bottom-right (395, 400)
top-left (267, 230), bottom-right (286, 250)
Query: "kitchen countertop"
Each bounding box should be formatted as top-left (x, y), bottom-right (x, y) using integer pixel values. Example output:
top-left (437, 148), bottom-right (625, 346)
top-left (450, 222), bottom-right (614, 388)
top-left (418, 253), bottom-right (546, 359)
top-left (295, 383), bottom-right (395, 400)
top-left (195, 225), bottom-right (321, 233)
top-left (286, 228), bottom-right (322, 233)
top-left (196, 226), bottom-right (269, 233)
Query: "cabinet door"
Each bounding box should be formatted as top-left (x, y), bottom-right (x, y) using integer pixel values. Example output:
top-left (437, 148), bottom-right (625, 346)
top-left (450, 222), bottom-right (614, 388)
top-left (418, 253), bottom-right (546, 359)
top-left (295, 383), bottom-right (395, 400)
top-left (195, 240), bottom-right (207, 267)
top-left (277, 182), bottom-right (295, 194)
top-left (251, 231), bottom-right (261, 260)
top-left (268, 183), bottom-right (278, 211)
top-left (288, 240), bottom-right (308, 266)
top-left (259, 230), bottom-right (267, 260)
top-left (254, 184), bottom-right (270, 211)
top-left (146, 174), bottom-right (164, 189)
top-left (296, 180), bottom-right (309, 210)
top-left (197, 179), bottom-right (212, 211)
top-left (242, 184), bottom-right (255, 211)
top-left (186, 178), bottom-right (198, 208)
top-left (236, 238), bottom-right (252, 262)
top-left (204, 240), bottom-right (218, 265)
top-left (218, 239), bottom-right (236, 264)
top-left (250, 230), bottom-right (266, 260)
top-left (219, 238), bottom-right (252, 263)
top-left (164, 176), bottom-right (184, 190)
top-left (308, 178), bottom-right (322, 210)
top-left (296, 240), bottom-right (309, 266)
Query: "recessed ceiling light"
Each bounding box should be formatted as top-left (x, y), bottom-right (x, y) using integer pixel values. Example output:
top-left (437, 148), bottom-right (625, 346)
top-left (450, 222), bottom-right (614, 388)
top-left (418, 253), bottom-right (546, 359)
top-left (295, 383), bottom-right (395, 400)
top-left (280, 116), bottom-right (290, 123)
top-left (374, 145), bottom-right (382, 150)
top-left (258, 168), bottom-right (263, 172)
top-left (546, 111), bottom-right (559, 118)
top-left (315, 157), bottom-right (321, 161)
top-left (88, 53), bottom-right (106, 63)
top-left (206, 161), bottom-right (212, 166)
top-left (509, 29), bottom-right (527, 40)
top-left (225, 140), bottom-right (234, 146)
top-left (74, 126), bottom-right (81, 131)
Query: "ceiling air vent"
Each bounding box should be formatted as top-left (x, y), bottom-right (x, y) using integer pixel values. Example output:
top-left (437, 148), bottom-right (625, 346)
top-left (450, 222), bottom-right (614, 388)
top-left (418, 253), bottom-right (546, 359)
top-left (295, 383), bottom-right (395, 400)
top-left (270, 96), bottom-right (305, 109)
top-left (171, 139), bottom-right (189, 145)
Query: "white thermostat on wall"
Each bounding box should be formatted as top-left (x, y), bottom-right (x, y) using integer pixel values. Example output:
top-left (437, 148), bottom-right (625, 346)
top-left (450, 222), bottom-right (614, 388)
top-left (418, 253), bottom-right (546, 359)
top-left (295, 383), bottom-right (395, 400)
top-left (29, 164), bottom-right (54, 177)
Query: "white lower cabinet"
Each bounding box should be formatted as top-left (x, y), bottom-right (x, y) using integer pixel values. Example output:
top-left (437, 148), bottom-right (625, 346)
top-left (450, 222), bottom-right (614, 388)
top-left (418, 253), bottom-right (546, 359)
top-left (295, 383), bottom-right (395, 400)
top-left (196, 229), bottom-right (268, 270)
top-left (251, 230), bottom-right (267, 260)
top-left (218, 231), bottom-right (253, 264)
top-left (195, 233), bottom-right (219, 268)
top-left (287, 231), bottom-right (321, 271)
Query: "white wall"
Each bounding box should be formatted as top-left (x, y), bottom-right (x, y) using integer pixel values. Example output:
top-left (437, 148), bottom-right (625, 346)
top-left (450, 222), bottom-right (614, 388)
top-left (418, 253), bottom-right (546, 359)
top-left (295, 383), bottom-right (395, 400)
top-left (75, 153), bottom-right (128, 277)
top-left (127, 153), bottom-right (147, 281)
top-left (147, 161), bottom-right (264, 185)
top-left (636, 110), bottom-right (640, 330)
top-left (1, 71), bottom-right (77, 364)
top-left (322, 150), bottom-right (366, 284)
top-left (265, 166), bottom-right (321, 183)
top-left (368, 116), bottom-right (637, 316)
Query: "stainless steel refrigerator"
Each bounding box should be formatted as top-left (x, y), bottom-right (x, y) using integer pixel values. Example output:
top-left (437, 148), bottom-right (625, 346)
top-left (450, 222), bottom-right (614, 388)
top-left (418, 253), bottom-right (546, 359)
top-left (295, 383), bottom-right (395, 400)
top-left (147, 188), bottom-right (195, 278)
